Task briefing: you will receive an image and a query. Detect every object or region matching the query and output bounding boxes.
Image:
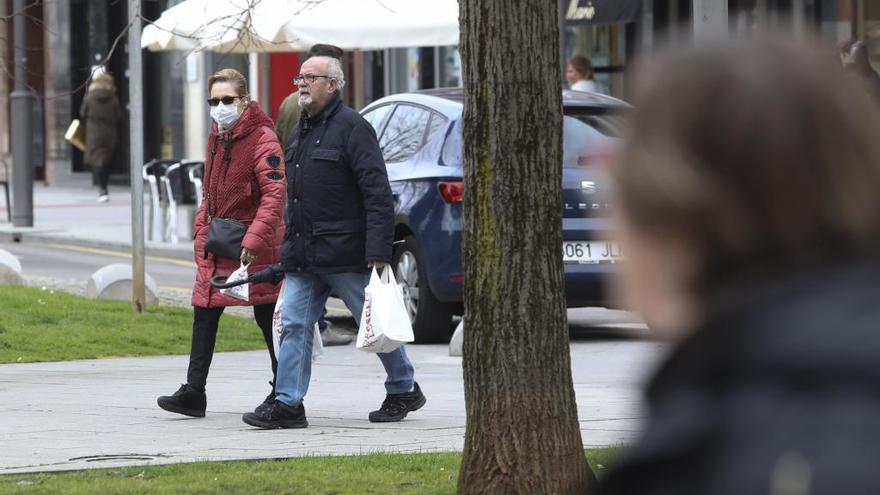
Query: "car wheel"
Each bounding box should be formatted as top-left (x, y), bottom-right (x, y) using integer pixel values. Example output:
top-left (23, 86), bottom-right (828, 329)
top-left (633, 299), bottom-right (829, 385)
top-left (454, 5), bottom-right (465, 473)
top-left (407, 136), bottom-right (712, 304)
top-left (393, 236), bottom-right (455, 343)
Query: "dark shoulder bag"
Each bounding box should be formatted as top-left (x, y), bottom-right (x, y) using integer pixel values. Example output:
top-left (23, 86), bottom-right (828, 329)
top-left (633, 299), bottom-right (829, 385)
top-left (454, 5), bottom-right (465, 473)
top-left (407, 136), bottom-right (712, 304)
top-left (203, 141), bottom-right (247, 260)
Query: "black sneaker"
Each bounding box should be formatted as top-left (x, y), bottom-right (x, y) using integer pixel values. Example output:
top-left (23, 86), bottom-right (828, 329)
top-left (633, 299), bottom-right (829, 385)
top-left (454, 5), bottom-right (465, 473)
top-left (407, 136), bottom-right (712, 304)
top-left (254, 389), bottom-right (277, 415)
top-left (242, 400), bottom-right (308, 429)
top-left (368, 382), bottom-right (426, 423)
top-left (157, 384), bottom-right (206, 418)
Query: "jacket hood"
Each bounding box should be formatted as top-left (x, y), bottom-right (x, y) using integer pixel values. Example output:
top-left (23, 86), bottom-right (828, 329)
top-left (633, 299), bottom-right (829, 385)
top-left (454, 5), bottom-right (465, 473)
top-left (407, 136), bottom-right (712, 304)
top-left (212, 101), bottom-right (274, 141)
top-left (88, 88), bottom-right (116, 102)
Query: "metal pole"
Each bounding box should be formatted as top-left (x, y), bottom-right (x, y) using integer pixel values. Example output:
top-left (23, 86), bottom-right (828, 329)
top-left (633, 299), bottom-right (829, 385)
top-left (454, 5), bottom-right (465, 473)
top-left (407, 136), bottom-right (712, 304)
top-left (128, 0), bottom-right (146, 312)
top-left (10, 0), bottom-right (34, 227)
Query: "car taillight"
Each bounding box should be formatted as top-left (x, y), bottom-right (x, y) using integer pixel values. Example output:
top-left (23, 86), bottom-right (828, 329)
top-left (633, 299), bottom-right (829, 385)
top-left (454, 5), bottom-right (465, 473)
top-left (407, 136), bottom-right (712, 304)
top-left (438, 181), bottom-right (464, 204)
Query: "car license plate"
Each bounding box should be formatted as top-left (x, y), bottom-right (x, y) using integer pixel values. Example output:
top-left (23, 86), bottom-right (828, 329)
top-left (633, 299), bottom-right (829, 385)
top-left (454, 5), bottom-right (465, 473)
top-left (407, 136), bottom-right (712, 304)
top-left (562, 241), bottom-right (622, 264)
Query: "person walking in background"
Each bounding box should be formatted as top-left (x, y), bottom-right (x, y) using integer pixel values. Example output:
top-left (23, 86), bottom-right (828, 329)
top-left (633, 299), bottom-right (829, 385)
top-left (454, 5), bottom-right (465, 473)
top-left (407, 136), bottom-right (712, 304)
top-left (242, 54), bottom-right (425, 429)
top-left (275, 44), bottom-right (344, 145)
top-left (275, 43), bottom-right (354, 347)
top-left (157, 68), bottom-right (286, 419)
top-left (566, 55), bottom-right (609, 95)
top-left (79, 72), bottom-right (122, 202)
top-left (599, 37), bottom-right (880, 494)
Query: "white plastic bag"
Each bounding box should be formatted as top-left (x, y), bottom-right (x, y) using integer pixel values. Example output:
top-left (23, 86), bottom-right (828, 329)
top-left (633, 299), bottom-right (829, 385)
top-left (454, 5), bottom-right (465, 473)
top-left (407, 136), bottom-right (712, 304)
top-left (272, 280), bottom-right (323, 361)
top-left (219, 261), bottom-right (250, 301)
top-left (356, 267), bottom-right (414, 354)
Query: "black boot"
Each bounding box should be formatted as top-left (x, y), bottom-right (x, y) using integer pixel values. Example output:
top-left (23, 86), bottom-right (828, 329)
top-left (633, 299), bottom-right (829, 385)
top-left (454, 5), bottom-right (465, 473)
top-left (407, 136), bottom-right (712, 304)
top-left (157, 384), bottom-right (206, 418)
top-left (369, 382), bottom-right (426, 423)
top-left (242, 400), bottom-right (308, 429)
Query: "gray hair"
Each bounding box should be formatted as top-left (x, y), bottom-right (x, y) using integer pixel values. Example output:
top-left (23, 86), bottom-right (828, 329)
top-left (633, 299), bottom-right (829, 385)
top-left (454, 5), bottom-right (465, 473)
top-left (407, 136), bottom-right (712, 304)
top-left (310, 55), bottom-right (346, 92)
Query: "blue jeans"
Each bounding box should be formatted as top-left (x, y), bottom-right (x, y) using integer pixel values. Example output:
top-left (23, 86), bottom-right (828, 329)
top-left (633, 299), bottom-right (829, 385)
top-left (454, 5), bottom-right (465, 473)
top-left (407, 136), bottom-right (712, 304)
top-left (275, 271), bottom-right (415, 407)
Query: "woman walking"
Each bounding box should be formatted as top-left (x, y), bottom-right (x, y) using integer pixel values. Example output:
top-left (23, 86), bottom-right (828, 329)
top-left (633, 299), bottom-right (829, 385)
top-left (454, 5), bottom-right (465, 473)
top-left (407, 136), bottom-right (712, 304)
top-left (157, 68), bottom-right (286, 418)
top-left (80, 72), bottom-right (122, 202)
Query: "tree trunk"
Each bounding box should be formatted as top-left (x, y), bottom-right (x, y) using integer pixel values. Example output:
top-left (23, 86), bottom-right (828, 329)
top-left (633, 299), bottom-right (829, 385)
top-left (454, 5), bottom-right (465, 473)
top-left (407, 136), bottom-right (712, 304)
top-left (457, 1), bottom-right (596, 494)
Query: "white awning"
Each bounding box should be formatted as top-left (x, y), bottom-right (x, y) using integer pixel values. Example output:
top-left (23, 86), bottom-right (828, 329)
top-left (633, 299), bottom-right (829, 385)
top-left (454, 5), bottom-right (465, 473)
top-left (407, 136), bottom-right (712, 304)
top-left (141, 0), bottom-right (460, 53)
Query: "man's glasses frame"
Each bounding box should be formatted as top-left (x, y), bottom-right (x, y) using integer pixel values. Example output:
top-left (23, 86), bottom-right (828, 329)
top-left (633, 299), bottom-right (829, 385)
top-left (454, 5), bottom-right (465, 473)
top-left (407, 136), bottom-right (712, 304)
top-left (207, 96), bottom-right (240, 107)
top-left (293, 74), bottom-right (331, 85)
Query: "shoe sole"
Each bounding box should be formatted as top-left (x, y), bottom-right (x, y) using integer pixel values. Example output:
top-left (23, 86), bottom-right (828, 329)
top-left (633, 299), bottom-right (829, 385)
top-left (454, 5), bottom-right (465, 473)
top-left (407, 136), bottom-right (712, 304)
top-left (368, 395), bottom-right (427, 423)
top-left (241, 413), bottom-right (308, 429)
top-left (157, 398), bottom-right (205, 418)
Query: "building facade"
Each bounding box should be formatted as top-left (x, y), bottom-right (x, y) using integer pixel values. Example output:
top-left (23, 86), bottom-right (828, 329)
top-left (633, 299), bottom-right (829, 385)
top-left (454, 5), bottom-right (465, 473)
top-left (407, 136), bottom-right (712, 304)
top-left (1, 0), bottom-right (878, 190)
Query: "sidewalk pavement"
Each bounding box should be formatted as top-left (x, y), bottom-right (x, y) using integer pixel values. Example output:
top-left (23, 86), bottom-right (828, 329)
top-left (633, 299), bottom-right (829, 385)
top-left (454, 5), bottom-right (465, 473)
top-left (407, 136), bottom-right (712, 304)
top-left (0, 182), bottom-right (193, 259)
top-left (0, 340), bottom-right (663, 475)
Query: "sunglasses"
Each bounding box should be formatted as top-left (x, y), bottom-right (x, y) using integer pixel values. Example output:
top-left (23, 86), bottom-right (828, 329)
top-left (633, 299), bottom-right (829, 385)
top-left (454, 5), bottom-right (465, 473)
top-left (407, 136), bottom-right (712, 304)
top-left (207, 96), bottom-right (240, 106)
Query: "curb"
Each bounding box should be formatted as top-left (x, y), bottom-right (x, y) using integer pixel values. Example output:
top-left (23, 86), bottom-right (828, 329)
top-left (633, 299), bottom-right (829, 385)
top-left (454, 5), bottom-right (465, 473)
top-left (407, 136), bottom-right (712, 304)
top-left (0, 230), bottom-right (194, 262)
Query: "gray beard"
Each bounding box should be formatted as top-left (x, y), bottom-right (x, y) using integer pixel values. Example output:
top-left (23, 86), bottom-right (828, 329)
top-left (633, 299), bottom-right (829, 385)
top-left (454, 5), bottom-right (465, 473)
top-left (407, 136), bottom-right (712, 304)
top-left (298, 94), bottom-right (312, 110)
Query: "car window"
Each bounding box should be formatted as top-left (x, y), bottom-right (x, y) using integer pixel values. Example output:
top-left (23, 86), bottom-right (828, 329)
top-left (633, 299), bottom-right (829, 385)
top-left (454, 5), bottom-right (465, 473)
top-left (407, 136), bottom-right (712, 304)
top-left (362, 104), bottom-right (394, 136)
top-left (379, 104), bottom-right (431, 163)
top-left (440, 119), bottom-right (462, 166)
top-left (426, 113), bottom-right (448, 143)
top-left (438, 116), bottom-right (613, 168)
top-left (564, 110), bottom-right (627, 138)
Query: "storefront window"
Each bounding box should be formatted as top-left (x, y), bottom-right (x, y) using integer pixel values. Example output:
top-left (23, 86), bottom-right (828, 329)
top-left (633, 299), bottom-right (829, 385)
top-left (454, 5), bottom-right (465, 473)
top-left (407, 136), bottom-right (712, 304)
top-left (438, 46), bottom-right (462, 87)
top-left (563, 24), bottom-right (623, 96)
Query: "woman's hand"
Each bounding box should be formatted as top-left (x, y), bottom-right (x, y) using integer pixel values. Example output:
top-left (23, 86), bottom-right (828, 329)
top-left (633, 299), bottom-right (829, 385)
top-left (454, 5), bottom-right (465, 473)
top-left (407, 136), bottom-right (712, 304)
top-left (241, 247), bottom-right (256, 264)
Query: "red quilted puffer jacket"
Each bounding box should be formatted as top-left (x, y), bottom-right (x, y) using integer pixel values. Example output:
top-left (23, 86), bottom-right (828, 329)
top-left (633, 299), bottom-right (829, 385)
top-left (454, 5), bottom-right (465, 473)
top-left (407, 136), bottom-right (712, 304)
top-left (191, 101), bottom-right (286, 308)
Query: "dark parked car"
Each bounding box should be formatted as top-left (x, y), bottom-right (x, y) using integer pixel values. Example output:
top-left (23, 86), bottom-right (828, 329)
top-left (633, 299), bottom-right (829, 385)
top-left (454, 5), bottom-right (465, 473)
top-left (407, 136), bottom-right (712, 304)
top-left (361, 88), bottom-right (628, 343)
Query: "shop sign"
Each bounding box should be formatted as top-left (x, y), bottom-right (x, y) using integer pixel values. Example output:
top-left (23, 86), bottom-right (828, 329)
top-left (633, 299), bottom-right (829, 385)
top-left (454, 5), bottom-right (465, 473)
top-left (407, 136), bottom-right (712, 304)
top-left (566, 0), bottom-right (596, 22)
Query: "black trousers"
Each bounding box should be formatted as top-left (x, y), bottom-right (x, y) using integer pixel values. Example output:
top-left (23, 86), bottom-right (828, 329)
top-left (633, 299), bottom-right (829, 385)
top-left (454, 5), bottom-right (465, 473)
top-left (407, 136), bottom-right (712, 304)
top-left (186, 304), bottom-right (277, 393)
top-left (93, 165), bottom-right (110, 192)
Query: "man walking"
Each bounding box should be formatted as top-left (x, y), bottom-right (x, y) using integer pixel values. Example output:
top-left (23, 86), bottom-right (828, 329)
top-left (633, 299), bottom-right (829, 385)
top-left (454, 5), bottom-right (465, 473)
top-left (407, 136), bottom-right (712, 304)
top-left (242, 55), bottom-right (425, 429)
top-left (275, 43), bottom-right (353, 347)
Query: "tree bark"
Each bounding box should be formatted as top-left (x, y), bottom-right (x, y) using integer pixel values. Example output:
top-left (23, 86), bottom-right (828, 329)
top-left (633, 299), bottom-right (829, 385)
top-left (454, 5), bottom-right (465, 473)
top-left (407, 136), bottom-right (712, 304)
top-left (458, 1), bottom-right (596, 494)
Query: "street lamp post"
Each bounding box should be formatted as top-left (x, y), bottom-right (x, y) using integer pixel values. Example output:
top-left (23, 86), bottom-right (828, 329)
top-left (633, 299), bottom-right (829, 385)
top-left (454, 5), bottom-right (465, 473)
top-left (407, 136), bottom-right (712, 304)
top-left (10, 0), bottom-right (34, 228)
top-left (128, 0), bottom-right (146, 312)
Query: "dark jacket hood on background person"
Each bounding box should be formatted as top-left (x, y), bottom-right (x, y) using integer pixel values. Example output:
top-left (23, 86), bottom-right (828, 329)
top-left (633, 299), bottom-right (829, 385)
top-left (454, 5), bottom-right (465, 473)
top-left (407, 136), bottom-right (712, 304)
top-left (192, 101), bottom-right (286, 308)
top-left (80, 87), bottom-right (122, 167)
top-left (281, 93), bottom-right (394, 274)
top-left (599, 258), bottom-right (880, 495)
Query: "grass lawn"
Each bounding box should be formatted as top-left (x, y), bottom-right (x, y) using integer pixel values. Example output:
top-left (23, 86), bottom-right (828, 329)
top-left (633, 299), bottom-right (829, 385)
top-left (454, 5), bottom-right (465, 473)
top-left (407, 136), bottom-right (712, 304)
top-left (0, 449), bottom-right (624, 495)
top-left (0, 286), bottom-right (267, 364)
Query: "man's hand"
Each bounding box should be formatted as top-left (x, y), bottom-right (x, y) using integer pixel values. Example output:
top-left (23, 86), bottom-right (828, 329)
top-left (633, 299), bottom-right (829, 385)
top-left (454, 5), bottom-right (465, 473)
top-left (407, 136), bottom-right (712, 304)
top-left (368, 261), bottom-right (389, 270)
top-left (241, 248), bottom-right (256, 264)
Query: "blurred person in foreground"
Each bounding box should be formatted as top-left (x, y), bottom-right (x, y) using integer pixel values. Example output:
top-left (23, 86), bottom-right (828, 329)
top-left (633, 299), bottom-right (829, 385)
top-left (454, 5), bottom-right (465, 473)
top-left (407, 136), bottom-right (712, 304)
top-left (80, 72), bottom-right (122, 202)
top-left (157, 68), bottom-right (286, 418)
top-left (275, 43), bottom-right (353, 346)
top-left (599, 37), bottom-right (880, 495)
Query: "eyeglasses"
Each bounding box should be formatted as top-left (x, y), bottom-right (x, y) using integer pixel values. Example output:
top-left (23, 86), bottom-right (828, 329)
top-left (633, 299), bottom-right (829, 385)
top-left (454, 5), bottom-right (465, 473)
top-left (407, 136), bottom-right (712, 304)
top-left (207, 96), bottom-right (240, 106)
top-left (293, 74), bottom-right (331, 85)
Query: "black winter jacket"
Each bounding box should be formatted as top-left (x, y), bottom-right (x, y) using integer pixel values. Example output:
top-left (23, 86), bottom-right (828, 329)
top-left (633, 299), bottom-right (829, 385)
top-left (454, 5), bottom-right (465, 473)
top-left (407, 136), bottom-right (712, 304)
top-left (281, 94), bottom-right (393, 274)
top-left (599, 260), bottom-right (880, 495)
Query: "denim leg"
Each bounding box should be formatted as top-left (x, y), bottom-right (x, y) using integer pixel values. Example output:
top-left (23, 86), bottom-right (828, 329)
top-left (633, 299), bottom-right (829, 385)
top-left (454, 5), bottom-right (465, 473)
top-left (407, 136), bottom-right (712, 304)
top-left (326, 271), bottom-right (415, 394)
top-left (274, 273), bottom-right (330, 406)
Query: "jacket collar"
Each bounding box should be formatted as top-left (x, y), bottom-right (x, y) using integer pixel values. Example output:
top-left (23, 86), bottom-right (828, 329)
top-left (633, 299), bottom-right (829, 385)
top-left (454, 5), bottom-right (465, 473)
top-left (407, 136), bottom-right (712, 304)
top-left (301, 93), bottom-right (342, 130)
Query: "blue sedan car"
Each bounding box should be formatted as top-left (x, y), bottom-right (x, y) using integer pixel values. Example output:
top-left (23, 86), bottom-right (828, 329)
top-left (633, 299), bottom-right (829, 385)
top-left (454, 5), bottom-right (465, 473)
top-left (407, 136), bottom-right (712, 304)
top-left (361, 88), bottom-right (628, 343)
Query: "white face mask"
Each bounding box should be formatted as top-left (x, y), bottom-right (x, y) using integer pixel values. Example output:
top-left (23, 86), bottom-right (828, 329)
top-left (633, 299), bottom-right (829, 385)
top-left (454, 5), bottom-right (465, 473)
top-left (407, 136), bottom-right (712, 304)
top-left (210, 102), bottom-right (240, 128)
